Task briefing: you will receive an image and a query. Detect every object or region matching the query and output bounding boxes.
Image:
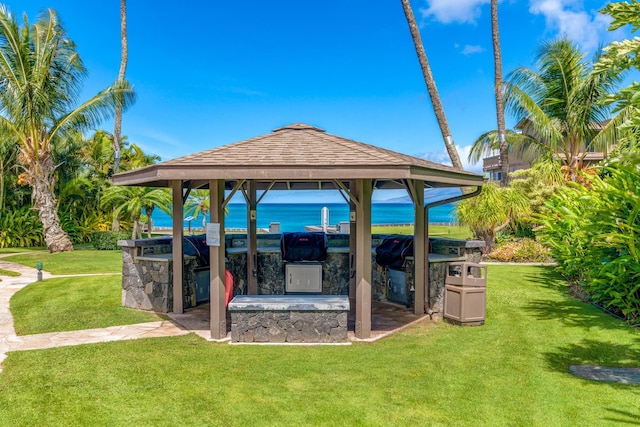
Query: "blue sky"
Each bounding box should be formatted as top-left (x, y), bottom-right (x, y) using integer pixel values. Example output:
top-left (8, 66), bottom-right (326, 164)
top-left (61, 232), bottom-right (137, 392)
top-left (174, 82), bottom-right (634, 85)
top-left (5, 1), bottom-right (636, 203)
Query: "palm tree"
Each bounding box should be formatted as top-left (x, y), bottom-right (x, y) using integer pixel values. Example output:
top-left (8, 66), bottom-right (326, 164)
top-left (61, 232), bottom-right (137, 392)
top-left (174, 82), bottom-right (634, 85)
top-left (121, 143), bottom-right (160, 171)
top-left (400, 0), bottom-right (463, 170)
top-left (0, 7), bottom-right (135, 252)
top-left (468, 129), bottom-right (533, 169)
top-left (82, 130), bottom-right (118, 182)
top-left (184, 189), bottom-right (210, 231)
top-left (491, 0), bottom-right (509, 186)
top-left (113, 0), bottom-right (128, 174)
top-left (504, 37), bottom-right (625, 181)
top-left (101, 186), bottom-right (171, 239)
top-left (457, 182), bottom-right (530, 250)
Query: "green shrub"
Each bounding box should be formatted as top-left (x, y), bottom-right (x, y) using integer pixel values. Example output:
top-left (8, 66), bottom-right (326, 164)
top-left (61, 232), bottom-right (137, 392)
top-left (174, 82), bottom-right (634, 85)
top-left (536, 183), bottom-right (592, 283)
top-left (58, 209), bottom-right (91, 244)
top-left (513, 221), bottom-right (536, 239)
top-left (488, 238), bottom-right (553, 263)
top-left (537, 161), bottom-right (640, 323)
top-left (0, 208), bottom-right (44, 248)
top-left (90, 231), bottom-right (131, 250)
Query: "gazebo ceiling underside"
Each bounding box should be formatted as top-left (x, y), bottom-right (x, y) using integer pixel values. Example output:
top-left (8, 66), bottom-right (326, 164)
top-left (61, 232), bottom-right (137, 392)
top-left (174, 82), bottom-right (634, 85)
top-left (111, 123), bottom-right (484, 190)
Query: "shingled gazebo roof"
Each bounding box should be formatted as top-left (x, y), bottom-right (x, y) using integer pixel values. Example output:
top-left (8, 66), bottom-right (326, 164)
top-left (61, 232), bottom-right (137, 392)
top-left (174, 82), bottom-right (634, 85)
top-left (112, 123), bottom-right (484, 190)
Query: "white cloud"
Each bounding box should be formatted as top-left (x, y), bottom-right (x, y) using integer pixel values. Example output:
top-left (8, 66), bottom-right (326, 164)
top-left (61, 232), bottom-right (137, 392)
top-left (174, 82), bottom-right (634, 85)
top-left (418, 145), bottom-right (484, 174)
top-left (421, 0), bottom-right (490, 24)
top-left (528, 0), bottom-right (609, 51)
top-left (461, 45), bottom-right (485, 55)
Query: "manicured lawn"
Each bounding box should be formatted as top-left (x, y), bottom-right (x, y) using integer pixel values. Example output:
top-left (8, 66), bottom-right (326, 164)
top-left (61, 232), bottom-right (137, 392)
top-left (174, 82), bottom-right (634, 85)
top-left (0, 269), bottom-right (19, 277)
top-left (372, 224), bottom-right (472, 239)
top-left (4, 248), bottom-right (122, 274)
top-left (1, 265), bottom-right (638, 426)
top-left (11, 275), bottom-right (163, 335)
top-left (0, 247), bottom-right (44, 254)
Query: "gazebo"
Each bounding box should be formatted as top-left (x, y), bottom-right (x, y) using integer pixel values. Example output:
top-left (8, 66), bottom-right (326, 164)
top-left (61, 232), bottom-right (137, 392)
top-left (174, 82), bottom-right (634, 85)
top-left (112, 123), bottom-right (484, 340)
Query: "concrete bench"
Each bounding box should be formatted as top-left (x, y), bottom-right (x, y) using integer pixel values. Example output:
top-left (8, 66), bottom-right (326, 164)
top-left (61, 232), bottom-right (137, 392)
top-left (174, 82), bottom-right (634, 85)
top-left (228, 295), bottom-right (350, 343)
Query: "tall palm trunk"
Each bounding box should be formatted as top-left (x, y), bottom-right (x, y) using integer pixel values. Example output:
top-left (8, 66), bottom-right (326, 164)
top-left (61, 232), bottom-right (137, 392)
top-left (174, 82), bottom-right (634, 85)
top-left (112, 0), bottom-right (128, 232)
top-left (400, 0), bottom-right (463, 170)
top-left (491, 0), bottom-right (509, 186)
top-left (145, 206), bottom-right (154, 238)
top-left (201, 206), bottom-right (209, 230)
top-left (113, 0), bottom-right (128, 175)
top-left (25, 149), bottom-right (73, 252)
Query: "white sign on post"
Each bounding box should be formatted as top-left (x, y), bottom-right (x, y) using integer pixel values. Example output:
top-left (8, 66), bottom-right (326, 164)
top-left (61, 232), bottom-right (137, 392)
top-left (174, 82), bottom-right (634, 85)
top-left (206, 223), bottom-right (220, 246)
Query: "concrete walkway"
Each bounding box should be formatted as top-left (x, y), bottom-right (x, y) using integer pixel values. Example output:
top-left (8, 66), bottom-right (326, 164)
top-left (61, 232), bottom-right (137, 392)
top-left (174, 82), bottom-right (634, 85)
top-left (0, 257), bottom-right (189, 373)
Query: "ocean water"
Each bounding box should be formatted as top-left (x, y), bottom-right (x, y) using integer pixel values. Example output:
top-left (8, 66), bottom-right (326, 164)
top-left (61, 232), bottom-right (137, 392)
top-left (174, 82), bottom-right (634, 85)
top-left (151, 203), bottom-right (457, 232)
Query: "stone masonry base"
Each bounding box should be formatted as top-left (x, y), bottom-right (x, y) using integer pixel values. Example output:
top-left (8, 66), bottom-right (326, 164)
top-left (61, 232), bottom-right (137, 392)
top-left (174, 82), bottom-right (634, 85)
top-left (230, 310), bottom-right (348, 343)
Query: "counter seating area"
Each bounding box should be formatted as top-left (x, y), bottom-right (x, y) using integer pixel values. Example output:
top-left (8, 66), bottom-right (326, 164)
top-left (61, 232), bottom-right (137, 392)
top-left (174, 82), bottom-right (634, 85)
top-left (119, 233), bottom-right (484, 342)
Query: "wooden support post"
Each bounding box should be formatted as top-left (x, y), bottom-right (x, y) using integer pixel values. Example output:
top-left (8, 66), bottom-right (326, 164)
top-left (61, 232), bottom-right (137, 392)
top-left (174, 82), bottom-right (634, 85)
top-left (246, 181), bottom-right (258, 295)
top-left (412, 180), bottom-right (426, 315)
top-left (209, 179), bottom-right (226, 339)
top-left (349, 180), bottom-right (357, 310)
top-left (425, 207), bottom-right (431, 311)
top-left (355, 179), bottom-right (372, 339)
top-left (171, 180), bottom-right (184, 314)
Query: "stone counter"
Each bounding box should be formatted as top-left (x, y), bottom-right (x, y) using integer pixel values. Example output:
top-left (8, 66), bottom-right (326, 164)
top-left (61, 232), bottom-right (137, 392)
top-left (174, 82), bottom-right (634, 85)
top-left (119, 234), bottom-right (485, 317)
top-left (229, 295), bottom-right (350, 343)
top-left (119, 240), bottom-right (197, 313)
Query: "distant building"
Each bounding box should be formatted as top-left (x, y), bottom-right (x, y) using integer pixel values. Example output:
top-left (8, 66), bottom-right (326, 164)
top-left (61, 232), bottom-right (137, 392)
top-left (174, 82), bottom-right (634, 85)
top-left (482, 120), bottom-right (611, 183)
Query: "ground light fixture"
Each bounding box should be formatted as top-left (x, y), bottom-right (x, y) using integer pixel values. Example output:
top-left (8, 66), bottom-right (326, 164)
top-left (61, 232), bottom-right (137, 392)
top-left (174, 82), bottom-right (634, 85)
top-left (36, 261), bottom-right (43, 282)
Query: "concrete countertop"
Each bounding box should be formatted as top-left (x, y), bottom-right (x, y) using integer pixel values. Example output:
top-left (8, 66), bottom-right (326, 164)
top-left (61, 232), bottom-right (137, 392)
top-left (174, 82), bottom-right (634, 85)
top-left (226, 248), bottom-right (465, 262)
top-left (226, 247), bottom-right (354, 254)
top-left (135, 254), bottom-right (196, 262)
top-left (228, 294), bottom-right (350, 311)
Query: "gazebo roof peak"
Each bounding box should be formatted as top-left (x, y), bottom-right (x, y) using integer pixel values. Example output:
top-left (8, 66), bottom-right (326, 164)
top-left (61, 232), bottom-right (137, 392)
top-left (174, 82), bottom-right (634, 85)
top-left (273, 123), bottom-right (326, 133)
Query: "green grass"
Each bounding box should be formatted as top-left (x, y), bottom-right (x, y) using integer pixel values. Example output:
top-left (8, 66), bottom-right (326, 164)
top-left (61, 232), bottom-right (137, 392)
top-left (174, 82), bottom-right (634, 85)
top-left (4, 248), bottom-right (122, 274)
top-left (0, 268), bottom-right (19, 277)
top-left (11, 275), bottom-right (163, 335)
top-left (372, 224), bottom-right (472, 240)
top-left (0, 247), bottom-right (44, 254)
top-left (2, 265), bottom-right (639, 426)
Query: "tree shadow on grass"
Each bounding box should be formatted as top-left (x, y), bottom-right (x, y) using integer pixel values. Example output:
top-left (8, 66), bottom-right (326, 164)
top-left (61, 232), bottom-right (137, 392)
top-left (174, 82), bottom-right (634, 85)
top-left (603, 408), bottom-right (640, 426)
top-left (544, 338), bottom-right (640, 374)
top-left (522, 297), bottom-right (627, 331)
top-left (521, 267), bottom-right (566, 291)
top-left (521, 268), bottom-right (632, 332)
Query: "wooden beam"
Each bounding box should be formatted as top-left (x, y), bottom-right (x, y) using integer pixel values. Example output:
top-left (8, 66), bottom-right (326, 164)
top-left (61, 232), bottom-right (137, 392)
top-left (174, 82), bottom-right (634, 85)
top-left (209, 179), bottom-right (227, 339)
top-left (256, 181), bottom-right (276, 204)
top-left (333, 179), bottom-right (359, 207)
top-left (412, 179), bottom-right (426, 315)
top-left (171, 180), bottom-right (184, 314)
top-left (246, 181), bottom-right (258, 295)
top-left (223, 179), bottom-right (245, 208)
top-left (182, 183), bottom-right (192, 205)
top-left (355, 179), bottom-right (372, 339)
top-left (402, 179), bottom-right (418, 205)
